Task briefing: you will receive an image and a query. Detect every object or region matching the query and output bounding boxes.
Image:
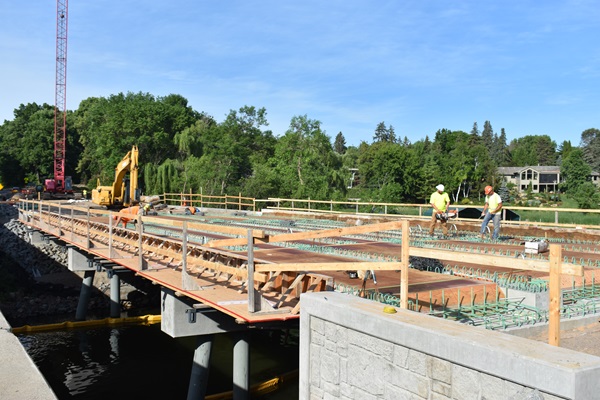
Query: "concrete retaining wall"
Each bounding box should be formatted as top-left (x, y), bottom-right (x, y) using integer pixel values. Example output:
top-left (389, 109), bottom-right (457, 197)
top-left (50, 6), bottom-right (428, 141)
top-left (300, 292), bottom-right (600, 400)
top-left (0, 311), bottom-right (57, 400)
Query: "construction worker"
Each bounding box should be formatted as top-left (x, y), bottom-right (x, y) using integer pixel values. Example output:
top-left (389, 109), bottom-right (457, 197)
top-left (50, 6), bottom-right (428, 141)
top-left (429, 184), bottom-right (451, 237)
top-left (480, 185), bottom-right (503, 240)
top-left (113, 205), bottom-right (141, 228)
top-left (82, 189), bottom-right (87, 199)
top-left (143, 203), bottom-right (151, 215)
top-left (185, 206), bottom-right (196, 215)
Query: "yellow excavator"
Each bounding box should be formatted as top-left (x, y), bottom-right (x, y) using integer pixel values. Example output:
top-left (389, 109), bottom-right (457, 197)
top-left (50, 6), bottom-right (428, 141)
top-left (92, 145), bottom-right (140, 208)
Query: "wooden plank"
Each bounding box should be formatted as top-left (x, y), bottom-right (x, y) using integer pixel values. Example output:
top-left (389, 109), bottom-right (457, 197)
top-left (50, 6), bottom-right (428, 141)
top-left (548, 244), bottom-right (561, 347)
top-left (409, 247), bottom-right (583, 276)
top-left (255, 262), bottom-right (402, 272)
top-left (143, 216), bottom-right (266, 238)
top-left (207, 220), bottom-right (405, 248)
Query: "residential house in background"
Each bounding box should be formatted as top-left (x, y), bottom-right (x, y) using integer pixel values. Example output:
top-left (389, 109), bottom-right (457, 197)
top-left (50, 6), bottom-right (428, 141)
top-left (498, 166), bottom-right (600, 193)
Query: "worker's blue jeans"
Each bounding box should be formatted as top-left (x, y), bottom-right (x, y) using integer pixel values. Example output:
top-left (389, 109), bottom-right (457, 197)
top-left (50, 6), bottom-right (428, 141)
top-left (481, 212), bottom-right (501, 240)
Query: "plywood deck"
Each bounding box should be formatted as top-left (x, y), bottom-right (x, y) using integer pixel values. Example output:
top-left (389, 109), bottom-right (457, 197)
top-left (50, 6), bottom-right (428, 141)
top-left (17, 201), bottom-right (595, 325)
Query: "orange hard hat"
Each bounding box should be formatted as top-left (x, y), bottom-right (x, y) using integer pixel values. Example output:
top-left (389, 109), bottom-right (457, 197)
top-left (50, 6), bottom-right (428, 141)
top-left (484, 185), bottom-right (493, 194)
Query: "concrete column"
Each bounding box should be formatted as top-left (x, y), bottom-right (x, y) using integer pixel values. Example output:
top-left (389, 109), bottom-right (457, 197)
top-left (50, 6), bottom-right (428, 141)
top-left (75, 270), bottom-right (95, 321)
top-left (233, 332), bottom-right (250, 400)
top-left (110, 271), bottom-right (121, 318)
top-left (186, 335), bottom-right (213, 400)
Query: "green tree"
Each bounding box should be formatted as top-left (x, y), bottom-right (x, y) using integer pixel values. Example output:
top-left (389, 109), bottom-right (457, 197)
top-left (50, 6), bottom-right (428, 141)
top-left (75, 92), bottom-right (205, 186)
top-left (557, 140), bottom-right (573, 166)
top-left (334, 132), bottom-right (347, 154)
top-left (481, 121), bottom-right (494, 149)
top-left (509, 135), bottom-right (557, 166)
top-left (358, 141), bottom-right (420, 202)
top-left (580, 128), bottom-right (600, 172)
top-left (571, 182), bottom-right (600, 209)
top-left (372, 121), bottom-right (396, 143)
top-left (0, 103), bottom-right (81, 185)
top-left (492, 128), bottom-right (510, 166)
top-left (272, 115), bottom-right (345, 200)
top-left (560, 148), bottom-right (591, 194)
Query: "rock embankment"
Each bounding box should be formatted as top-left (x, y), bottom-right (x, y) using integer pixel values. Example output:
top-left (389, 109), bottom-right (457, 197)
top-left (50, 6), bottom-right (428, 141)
top-left (0, 204), bottom-right (110, 324)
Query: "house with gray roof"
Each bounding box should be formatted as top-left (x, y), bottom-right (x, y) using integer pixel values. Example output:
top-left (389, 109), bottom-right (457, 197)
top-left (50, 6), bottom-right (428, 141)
top-left (498, 166), bottom-right (600, 193)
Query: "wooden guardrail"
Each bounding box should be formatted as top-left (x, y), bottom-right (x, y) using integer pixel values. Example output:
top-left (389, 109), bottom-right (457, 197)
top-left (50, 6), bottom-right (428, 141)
top-left (158, 192), bottom-right (600, 230)
top-left (162, 192), bottom-right (256, 211)
top-left (18, 200), bottom-right (583, 344)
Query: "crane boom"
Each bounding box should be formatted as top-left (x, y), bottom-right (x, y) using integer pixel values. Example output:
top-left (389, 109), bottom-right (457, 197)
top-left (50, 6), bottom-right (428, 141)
top-left (52, 0), bottom-right (68, 192)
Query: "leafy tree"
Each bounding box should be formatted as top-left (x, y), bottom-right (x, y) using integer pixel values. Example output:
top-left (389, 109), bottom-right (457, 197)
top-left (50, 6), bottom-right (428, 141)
top-left (571, 182), bottom-right (600, 209)
top-left (358, 141), bottom-right (420, 202)
top-left (560, 148), bottom-right (591, 194)
top-left (272, 115), bottom-right (345, 200)
top-left (509, 135), bottom-right (557, 166)
top-left (75, 92), bottom-right (205, 186)
top-left (580, 128), bottom-right (600, 172)
top-left (0, 103), bottom-right (81, 186)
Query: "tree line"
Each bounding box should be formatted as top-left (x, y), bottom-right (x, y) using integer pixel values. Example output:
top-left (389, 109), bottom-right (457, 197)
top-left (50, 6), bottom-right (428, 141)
top-left (1, 91), bottom-right (598, 207)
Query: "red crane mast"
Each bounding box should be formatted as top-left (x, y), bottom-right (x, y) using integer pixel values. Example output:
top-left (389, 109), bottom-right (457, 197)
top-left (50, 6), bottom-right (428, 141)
top-left (48, 0), bottom-right (69, 193)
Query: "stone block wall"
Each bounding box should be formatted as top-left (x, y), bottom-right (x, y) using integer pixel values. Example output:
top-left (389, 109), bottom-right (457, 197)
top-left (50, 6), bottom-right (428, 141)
top-left (300, 292), bottom-right (600, 400)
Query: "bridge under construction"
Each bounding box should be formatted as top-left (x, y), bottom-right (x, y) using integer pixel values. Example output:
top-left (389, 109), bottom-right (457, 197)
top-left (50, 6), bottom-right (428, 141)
top-left (13, 198), bottom-right (600, 398)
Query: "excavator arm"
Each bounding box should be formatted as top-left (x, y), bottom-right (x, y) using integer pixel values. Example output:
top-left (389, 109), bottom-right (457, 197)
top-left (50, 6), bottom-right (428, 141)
top-left (91, 145), bottom-right (140, 208)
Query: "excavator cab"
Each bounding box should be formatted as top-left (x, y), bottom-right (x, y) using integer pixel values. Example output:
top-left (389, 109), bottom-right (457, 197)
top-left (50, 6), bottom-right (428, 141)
top-left (92, 145), bottom-right (140, 208)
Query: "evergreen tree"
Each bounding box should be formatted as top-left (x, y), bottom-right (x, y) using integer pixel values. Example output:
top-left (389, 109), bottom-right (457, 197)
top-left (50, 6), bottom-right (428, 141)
top-left (557, 140), bottom-right (573, 166)
top-left (497, 185), bottom-right (510, 204)
top-left (388, 125), bottom-right (397, 143)
top-left (469, 122), bottom-right (480, 145)
top-left (493, 128), bottom-right (510, 166)
top-left (334, 132), bottom-right (347, 154)
top-left (481, 120), bottom-right (494, 149)
top-left (373, 121), bottom-right (396, 143)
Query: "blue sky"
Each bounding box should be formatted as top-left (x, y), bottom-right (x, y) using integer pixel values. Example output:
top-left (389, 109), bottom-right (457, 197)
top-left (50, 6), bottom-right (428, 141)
top-left (2, 1), bottom-right (598, 147)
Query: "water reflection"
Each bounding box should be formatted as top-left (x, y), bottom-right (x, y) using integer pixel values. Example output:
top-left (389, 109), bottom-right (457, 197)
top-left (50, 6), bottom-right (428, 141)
top-left (18, 325), bottom-right (299, 399)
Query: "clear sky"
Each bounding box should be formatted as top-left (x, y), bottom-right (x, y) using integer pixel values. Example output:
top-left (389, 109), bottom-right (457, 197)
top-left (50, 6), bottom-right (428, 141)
top-left (1, 1), bottom-right (598, 147)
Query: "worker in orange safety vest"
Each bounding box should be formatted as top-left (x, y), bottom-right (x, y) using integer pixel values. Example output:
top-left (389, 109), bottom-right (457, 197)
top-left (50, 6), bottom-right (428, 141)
top-left (113, 205), bottom-right (141, 228)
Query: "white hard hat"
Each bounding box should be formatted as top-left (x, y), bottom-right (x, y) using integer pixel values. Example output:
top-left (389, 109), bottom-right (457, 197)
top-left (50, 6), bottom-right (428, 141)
top-left (436, 184), bottom-right (444, 191)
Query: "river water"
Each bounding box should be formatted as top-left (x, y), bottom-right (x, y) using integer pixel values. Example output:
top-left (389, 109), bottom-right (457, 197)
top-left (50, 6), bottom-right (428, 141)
top-left (17, 323), bottom-right (299, 399)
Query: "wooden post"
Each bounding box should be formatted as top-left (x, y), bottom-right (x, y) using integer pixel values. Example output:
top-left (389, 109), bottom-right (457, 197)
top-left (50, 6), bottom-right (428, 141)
top-left (138, 214), bottom-right (145, 270)
top-left (57, 203), bottom-right (61, 235)
top-left (86, 205), bottom-right (91, 250)
top-left (181, 221), bottom-right (188, 283)
top-left (247, 229), bottom-right (255, 313)
top-left (70, 206), bottom-right (74, 241)
top-left (400, 220), bottom-right (410, 309)
top-left (548, 244), bottom-right (562, 346)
